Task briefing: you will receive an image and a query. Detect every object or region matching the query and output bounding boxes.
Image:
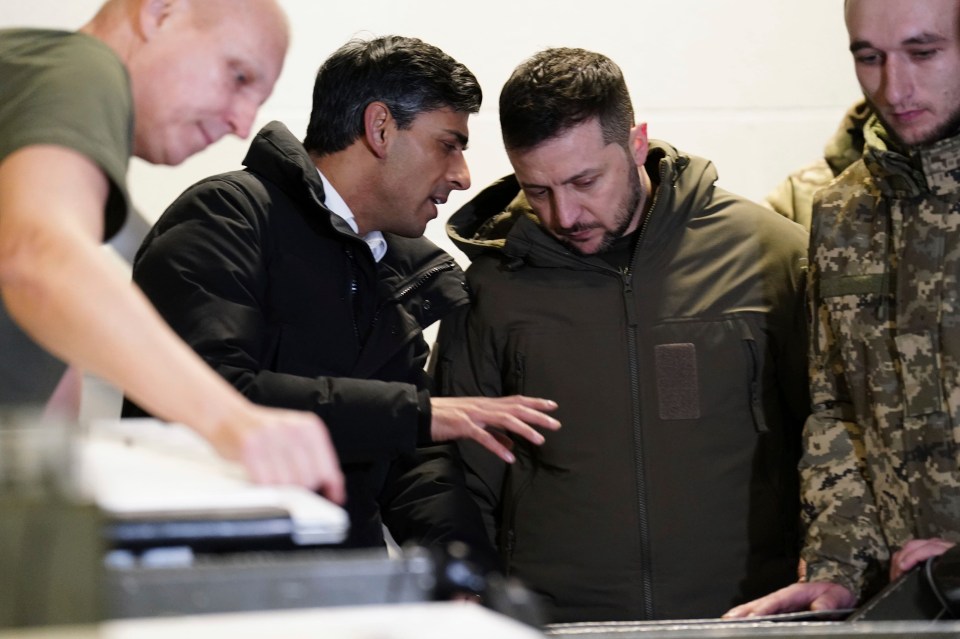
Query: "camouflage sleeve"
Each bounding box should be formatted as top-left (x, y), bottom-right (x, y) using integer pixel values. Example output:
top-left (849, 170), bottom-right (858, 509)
top-left (762, 159), bottom-right (833, 233)
top-left (800, 224), bottom-right (889, 600)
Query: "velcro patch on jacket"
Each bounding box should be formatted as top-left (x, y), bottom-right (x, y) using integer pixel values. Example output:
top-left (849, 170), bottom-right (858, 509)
top-left (819, 274), bottom-right (888, 298)
top-left (654, 343), bottom-right (701, 420)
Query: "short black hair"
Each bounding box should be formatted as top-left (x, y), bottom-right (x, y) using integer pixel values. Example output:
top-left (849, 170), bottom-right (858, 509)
top-left (304, 35), bottom-right (482, 156)
top-left (499, 48), bottom-right (634, 152)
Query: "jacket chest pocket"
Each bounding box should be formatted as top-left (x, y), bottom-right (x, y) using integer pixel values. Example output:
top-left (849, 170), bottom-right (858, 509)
top-left (649, 317), bottom-right (771, 434)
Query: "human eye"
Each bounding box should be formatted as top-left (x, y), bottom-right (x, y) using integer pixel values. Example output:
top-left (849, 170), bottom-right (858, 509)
top-left (524, 187), bottom-right (548, 201)
top-left (909, 47), bottom-right (939, 61)
top-left (853, 50), bottom-right (882, 66)
top-left (230, 63), bottom-right (253, 87)
top-left (573, 177), bottom-right (596, 190)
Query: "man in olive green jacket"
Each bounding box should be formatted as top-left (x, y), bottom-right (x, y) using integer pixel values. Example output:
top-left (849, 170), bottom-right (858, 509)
top-left (434, 47), bottom-right (809, 622)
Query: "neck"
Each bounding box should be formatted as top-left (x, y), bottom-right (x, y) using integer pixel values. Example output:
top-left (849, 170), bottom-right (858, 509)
top-left (79, 0), bottom-right (139, 65)
top-left (313, 146), bottom-right (379, 235)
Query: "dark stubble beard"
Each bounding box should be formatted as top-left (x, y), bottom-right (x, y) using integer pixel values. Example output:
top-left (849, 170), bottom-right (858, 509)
top-left (562, 161), bottom-right (644, 256)
top-left (870, 95), bottom-right (960, 149)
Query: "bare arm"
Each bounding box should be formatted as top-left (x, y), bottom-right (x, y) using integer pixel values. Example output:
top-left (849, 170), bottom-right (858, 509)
top-left (0, 146), bottom-right (343, 500)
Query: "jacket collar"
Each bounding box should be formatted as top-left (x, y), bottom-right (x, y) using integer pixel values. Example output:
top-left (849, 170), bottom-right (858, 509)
top-left (863, 115), bottom-right (960, 198)
top-left (243, 121), bottom-right (383, 243)
top-left (447, 140), bottom-right (712, 268)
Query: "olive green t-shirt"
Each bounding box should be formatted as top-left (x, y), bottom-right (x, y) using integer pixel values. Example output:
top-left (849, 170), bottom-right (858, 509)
top-left (0, 28), bottom-right (133, 406)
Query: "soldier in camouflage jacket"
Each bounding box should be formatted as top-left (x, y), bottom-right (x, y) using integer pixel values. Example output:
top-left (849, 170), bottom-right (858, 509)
top-left (726, 0), bottom-right (960, 616)
top-left (802, 115), bottom-right (960, 600)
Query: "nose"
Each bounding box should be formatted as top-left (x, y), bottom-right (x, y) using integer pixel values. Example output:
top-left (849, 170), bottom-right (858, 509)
top-left (226, 96), bottom-right (259, 139)
top-left (551, 191), bottom-right (580, 230)
top-left (448, 151), bottom-right (471, 191)
top-left (881, 57), bottom-right (913, 107)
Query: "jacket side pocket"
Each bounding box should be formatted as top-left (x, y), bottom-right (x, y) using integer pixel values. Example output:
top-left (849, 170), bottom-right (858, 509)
top-left (894, 330), bottom-right (942, 417)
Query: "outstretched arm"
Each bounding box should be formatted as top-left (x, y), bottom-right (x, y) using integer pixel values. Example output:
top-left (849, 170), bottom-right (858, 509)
top-left (0, 146), bottom-right (343, 499)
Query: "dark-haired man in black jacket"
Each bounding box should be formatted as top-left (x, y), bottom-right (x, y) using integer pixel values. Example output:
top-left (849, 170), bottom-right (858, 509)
top-left (124, 35), bottom-right (559, 553)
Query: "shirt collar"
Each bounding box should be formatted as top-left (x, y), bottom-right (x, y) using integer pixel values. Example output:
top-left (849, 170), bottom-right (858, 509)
top-left (317, 169), bottom-right (388, 263)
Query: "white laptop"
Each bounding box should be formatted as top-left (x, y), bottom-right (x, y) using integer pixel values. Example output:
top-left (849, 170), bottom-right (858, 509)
top-left (77, 418), bottom-right (349, 548)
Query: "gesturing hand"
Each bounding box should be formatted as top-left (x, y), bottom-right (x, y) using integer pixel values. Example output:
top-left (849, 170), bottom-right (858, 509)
top-left (430, 395), bottom-right (560, 462)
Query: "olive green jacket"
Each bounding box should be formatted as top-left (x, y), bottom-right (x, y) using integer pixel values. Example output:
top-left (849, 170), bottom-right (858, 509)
top-left (435, 141), bottom-right (810, 621)
top-left (764, 100), bottom-right (871, 231)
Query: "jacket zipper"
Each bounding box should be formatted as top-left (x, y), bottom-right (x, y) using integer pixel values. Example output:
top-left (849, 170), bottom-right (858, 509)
top-left (620, 158), bottom-right (670, 620)
top-left (352, 256), bottom-right (457, 345)
top-left (395, 261), bottom-right (457, 301)
top-left (345, 247), bottom-right (362, 345)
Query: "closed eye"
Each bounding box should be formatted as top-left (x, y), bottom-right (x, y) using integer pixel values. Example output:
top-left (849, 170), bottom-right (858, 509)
top-left (909, 47), bottom-right (940, 61)
top-left (853, 51), bottom-right (882, 65)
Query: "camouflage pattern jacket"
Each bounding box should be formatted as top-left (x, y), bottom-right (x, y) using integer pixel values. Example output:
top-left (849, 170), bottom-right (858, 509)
top-left (764, 100), bottom-right (871, 231)
top-left (804, 118), bottom-right (960, 599)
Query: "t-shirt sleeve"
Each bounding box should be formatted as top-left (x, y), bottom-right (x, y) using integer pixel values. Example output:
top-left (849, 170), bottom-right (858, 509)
top-left (0, 30), bottom-right (133, 240)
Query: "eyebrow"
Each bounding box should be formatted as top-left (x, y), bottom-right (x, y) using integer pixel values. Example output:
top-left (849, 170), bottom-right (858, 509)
top-left (519, 169), bottom-right (600, 191)
top-left (850, 31), bottom-right (947, 53)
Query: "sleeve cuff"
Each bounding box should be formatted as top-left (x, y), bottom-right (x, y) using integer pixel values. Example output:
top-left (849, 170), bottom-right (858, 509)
top-left (416, 389), bottom-right (433, 445)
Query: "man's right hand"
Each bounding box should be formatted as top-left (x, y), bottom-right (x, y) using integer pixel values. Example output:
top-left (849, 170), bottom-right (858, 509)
top-left (722, 582), bottom-right (856, 618)
top-left (429, 395), bottom-right (561, 463)
top-left (207, 404), bottom-right (346, 504)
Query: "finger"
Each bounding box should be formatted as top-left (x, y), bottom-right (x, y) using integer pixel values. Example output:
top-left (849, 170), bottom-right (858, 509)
top-left (513, 404), bottom-right (562, 431)
top-left (723, 584), bottom-right (817, 618)
top-left (894, 540), bottom-right (952, 577)
top-left (309, 419), bottom-right (346, 504)
top-left (470, 427), bottom-right (516, 463)
top-left (263, 436), bottom-right (297, 485)
top-left (502, 399), bottom-right (561, 430)
top-left (485, 413), bottom-right (546, 445)
top-left (722, 599), bottom-right (773, 618)
top-left (810, 584), bottom-right (856, 611)
top-left (241, 447), bottom-right (271, 485)
top-left (285, 425), bottom-right (323, 488)
top-left (507, 395), bottom-right (560, 412)
top-left (724, 605), bottom-right (760, 618)
top-left (489, 428), bottom-right (515, 451)
top-left (894, 540), bottom-right (933, 575)
top-left (241, 434), bottom-right (285, 485)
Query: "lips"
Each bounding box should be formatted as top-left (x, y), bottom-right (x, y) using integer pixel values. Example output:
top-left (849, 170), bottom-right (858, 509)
top-left (893, 111), bottom-right (924, 123)
top-left (558, 223), bottom-right (599, 240)
top-left (561, 229), bottom-right (595, 243)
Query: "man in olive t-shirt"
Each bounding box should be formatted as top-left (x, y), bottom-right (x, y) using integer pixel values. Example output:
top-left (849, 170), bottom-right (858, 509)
top-left (0, 0), bottom-right (343, 496)
top-left (0, 29), bottom-right (131, 405)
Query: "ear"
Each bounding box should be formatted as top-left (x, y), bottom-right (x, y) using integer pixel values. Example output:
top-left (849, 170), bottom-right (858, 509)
top-left (138, 0), bottom-right (174, 40)
top-left (363, 101), bottom-right (394, 160)
top-left (629, 122), bottom-right (649, 166)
